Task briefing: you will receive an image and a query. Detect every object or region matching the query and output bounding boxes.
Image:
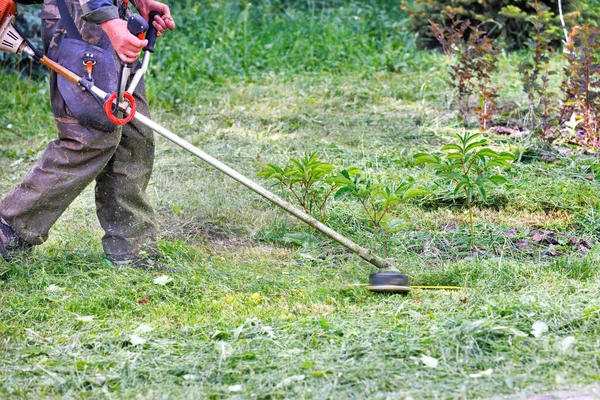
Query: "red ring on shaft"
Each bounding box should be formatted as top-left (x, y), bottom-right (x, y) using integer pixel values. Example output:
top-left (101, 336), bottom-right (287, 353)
top-left (104, 92), bottom-right (136, 125)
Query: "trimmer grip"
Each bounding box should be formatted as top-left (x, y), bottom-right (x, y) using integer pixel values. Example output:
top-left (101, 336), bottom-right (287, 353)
top-left (127, 13), bottom-right (148, 39)
top-left (144, 11), bottom-right (161, 53)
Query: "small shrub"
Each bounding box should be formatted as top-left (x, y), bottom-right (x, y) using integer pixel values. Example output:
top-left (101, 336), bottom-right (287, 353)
top-left (258, 152), bottom-right (348, 221)
top-left (258, 154), bottom-right (430, 254)
top-left (334, 171), bottom-right (430, 255)
top-left (561, 24), bottom-right (600, 151)
top-left (430, 13), bottom-right (502, 129)
top-left (517, 1), bottom-right (558, 140)
top-left (414, 131), bottom-right (515, 248)
top-left (470, 30), bottom-right (501, 131)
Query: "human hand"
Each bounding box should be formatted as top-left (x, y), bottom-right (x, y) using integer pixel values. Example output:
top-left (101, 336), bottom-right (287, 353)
top-left (101, 18), bottom-right (148, 63)
top-left (135, 0), bottom-right (176, 37)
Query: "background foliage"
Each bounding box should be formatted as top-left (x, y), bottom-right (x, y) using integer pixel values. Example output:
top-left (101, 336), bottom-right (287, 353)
top-left (402, 0), bottom-right (600, 49)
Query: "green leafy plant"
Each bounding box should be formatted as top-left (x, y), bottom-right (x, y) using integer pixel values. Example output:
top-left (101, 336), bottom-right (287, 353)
top-left (517, 1), bottom-right (558, 139)
top-left (334, 171), bottom-right (430, 256)
top-left (258, 152), bottom-right (351, 222)
top-left (430, 13), bottom-right (502, 129)
top-left (414, 131), bottom-right (515, 248)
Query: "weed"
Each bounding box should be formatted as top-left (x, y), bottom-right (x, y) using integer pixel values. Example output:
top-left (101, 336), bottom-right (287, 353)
top-left (258, 152), bottom-right (345, 222)
top-left (430, 15), bottom-right (474, 120)
top-left (470, 30), bottom-right (502, 131)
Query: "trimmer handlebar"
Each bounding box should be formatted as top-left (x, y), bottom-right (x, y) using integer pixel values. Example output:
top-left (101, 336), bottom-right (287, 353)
top-left (144, 11), bottom-right (161, 53)
top-left (121, 12), bottom-right (161, 101)
top-left (127, 14), bottom-right (149, 40)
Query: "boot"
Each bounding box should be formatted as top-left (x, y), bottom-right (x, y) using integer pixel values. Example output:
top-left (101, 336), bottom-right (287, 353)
top-left (0, 219), bottom-right (32, 261)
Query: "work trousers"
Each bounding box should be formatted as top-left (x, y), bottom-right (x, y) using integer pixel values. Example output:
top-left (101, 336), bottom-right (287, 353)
top-left (0, 5), bottom-right (156, 261)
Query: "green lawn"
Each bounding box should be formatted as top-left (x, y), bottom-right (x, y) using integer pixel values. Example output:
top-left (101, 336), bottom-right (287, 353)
top-left (1, 1), bottom-right (600, 398)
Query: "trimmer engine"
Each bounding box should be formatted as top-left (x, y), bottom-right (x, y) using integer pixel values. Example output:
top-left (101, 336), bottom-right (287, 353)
top-left (0, 0), bottom-right (27, 55)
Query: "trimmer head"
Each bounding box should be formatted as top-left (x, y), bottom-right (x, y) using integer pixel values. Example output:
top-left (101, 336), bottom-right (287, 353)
top-left (0, 0), bottom-right (27, 55)
top-left (366, 271), bottom-right (411, 293)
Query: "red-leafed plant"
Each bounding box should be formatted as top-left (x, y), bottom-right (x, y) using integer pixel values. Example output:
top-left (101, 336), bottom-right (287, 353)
top-left (518, 1), bottom-right (558, 140)
top-left (561, 24), bottom-right (600, 150)
top-left (430, 11), bottom-right (502, 130)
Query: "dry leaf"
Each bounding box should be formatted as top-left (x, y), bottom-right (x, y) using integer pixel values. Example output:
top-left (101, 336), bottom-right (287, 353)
top-left (558, 336), bottom-right (576, 352)
top-left (46, 284), bottom-right (64, 292)
top-left (532, 233), bottom-right (544, 242)
top-left (228, 385), bottom-right (243, 392)
top-left (409, 311), bottom-right (426, 320)
top-left (134, 324), bottom-right (154, 334)
top-left (277, 375), bottom-right (305, 388)
top-left (251, 292), bottom-right (262, 302)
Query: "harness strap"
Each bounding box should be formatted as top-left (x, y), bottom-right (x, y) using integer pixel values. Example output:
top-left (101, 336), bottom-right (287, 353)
top-left (56, 0), bottom-right (82, 41)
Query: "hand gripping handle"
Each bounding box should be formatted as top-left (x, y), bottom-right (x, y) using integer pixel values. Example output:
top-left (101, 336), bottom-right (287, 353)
top-left (144, 11), bottom-right (161, 53)
top-left (127, 13), bottom-right (148, 40)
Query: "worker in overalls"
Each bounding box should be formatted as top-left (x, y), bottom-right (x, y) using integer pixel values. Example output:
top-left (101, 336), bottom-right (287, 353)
top-left (0, 0), bottom-right (175, 268)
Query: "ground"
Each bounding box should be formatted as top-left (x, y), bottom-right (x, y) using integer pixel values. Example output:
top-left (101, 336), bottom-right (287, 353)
top-left (1, 2), bottom-right (600, 398)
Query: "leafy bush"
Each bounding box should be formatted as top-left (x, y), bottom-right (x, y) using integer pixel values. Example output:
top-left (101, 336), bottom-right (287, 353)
top-left (414, 131), bottom-right (515, 247)
top-left (402, 0), bottom-right (599, 49)
top-left (258, 153), bottom-right (431, 254)
top-left (258, 152), bottom-right (343, 221)
top-left (334, 170), bottom-right (430, 254)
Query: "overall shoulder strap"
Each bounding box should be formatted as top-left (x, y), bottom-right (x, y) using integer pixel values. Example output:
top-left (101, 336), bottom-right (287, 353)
top-left (56, 0), bottom-right (82, 40)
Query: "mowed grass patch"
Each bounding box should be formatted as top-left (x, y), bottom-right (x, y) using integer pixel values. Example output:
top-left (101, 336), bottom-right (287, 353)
top-left (1, 65), bottom-right (600, 397)
top-left (1, 249), bottom-right (600, 398)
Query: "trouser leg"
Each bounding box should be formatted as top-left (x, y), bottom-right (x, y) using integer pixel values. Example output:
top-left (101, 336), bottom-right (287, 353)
top-left (95, 80), bottom-right (157, 261)
top-left (0, 71), bottom-right (122, 244)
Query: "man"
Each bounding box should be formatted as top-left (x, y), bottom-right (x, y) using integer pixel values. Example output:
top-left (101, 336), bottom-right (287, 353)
top-left (0, 0), bottom-right (175, 267)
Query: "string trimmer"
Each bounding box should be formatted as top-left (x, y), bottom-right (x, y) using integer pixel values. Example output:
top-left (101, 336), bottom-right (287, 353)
top-left (0, 0), bottom-right (410, 293)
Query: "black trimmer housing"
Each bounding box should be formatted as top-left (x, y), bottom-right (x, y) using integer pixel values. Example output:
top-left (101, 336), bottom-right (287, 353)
top-left (367, 271), bottom-right (410, 293)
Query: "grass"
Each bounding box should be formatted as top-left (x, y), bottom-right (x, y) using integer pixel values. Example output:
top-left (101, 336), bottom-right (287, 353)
top-left (1, 0), bottom-right (600, 398)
